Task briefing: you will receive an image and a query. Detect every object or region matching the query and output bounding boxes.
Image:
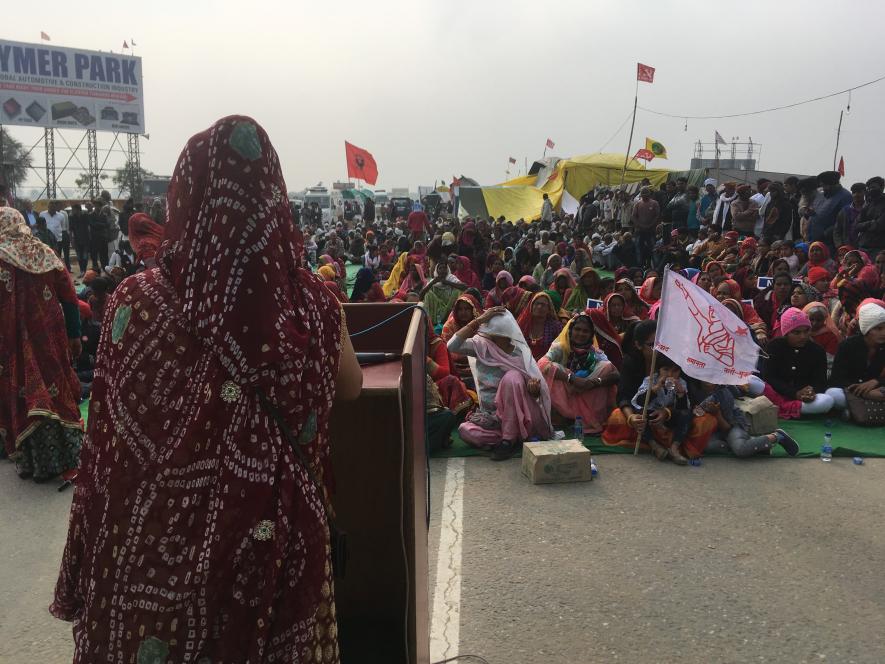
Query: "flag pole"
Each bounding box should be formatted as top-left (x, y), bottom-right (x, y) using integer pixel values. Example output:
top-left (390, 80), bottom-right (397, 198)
top-left (620, 77), bottom-right (639, 189)
top-left (633, 350), bottom-right (659, 456)
top-left (633, 263), bottom-right (669, 455)
top-left (833, 110), bottom-right (844, 171)
top-left (714, 132), bottom-right (721, 187)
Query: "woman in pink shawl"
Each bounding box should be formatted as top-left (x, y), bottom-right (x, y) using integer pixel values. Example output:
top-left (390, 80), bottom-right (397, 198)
top-left (639, 275), bottom-right (663, 319)
top-left (448, 307), bottom-right (553, 460)
top-left (484, 269), bottom-right (514, 308)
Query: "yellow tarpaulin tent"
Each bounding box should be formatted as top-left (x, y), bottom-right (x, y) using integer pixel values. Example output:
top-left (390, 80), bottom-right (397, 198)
top-left (470, 152), bottom-right (671, 221)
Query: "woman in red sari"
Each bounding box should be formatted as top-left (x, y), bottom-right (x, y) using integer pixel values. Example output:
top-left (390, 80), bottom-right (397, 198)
top-left (441, 293), bottom-right (483, 385)
top-left (714, 278), bottom-right (769, 344)
top-left (1, 207), bottom-right (84, 481)
top-left (454, 255), bottom-right (481, 289)
top-left (602, 291), bottom-right (638, 336)
top-left (52, 117), bottom-right (361, 663)
top-left (517, 291), bottom-right (563, 360)
top-left (427, 331), bottom-right (473, 415)
top-left (127, 212), bottom-right (164, 270)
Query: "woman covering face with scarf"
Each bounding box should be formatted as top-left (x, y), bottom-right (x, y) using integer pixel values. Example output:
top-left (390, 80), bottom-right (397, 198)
top-left (448, 308), bottom-right (553, 459)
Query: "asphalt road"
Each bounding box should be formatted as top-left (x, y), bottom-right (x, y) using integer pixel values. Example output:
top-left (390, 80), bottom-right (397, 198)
top-left (3, 454), bottom-right (884, 664)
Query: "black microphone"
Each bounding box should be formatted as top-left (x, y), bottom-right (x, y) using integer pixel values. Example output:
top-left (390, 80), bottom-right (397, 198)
top-left (355, 352), bottom-right (400, 365)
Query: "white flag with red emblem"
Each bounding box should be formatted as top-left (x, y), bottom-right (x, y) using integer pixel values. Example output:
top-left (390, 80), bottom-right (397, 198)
top-left (654, 270), bottom-right (759, 385)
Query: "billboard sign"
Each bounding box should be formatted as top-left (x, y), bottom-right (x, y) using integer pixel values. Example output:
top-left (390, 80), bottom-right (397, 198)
top-left (0, 39), bottom-right (145, 134)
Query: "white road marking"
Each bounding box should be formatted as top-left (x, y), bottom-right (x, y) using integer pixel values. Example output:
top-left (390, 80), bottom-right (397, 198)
top-left (430, 457), bottom-right (465, 661)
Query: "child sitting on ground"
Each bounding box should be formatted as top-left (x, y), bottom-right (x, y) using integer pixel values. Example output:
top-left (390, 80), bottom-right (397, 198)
top-left (691, 382), bottom-right (800, 458)
top-left (630, 358), bottom-right (691, 465)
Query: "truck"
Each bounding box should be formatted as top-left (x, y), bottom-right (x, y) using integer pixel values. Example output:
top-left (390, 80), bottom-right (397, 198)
top-left (303, 185), bottom-right (332, 225)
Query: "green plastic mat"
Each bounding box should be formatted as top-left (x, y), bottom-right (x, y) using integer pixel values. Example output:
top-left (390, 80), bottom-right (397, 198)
top-left (431, 417), bottom-right (883, 459)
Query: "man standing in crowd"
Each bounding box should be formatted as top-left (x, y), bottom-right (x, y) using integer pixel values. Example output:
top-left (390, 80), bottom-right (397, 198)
top-left (40, 200), bottom-right (70, 270)
top-left (762, 181), bottom-right (794, 244)
top-left (540, 192), bottom-right (554, 224)
top-left (833, 182), bottom-right (866, 248)
top-left (97, 191), bottom-right (118, 259)
top-left (666, 177), bottom-right (689, 231)
top-left (20, 198), bottom-right (40, 227)
top-left (730, 185), bottom-right (760, 236)
top-left (809, 171), bottom-right (851, 249)
top-left (711, 181), bottom-right (737, 231)
top-left (407, 205), bottom-right (431, 242)
top-left (631, 186), bottom-right (660, 267)
top-left (656, 181), bottom-right (676, 233)
top-left (750, 178), bottom-right (770, 237)
top-left (69, 203), bottom-right (92, 276)
top-left (856, 176), bottom-right (885, 256)
top-left (783, 176), bottom-right (802, 239)
top-left (88, 200), bottom-right (110, 270)
top-left (699, 178), bottom-right (718, 221)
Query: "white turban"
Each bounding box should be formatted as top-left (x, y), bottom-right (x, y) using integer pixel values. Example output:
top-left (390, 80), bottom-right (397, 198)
top-left (858, 301), bottom-right (885, 335)
top-left (703, 178), bottom-right (718, 187)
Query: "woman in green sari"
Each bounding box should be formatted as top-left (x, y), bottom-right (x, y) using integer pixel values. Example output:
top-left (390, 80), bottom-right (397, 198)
top-left (564, 267), bottom-right (604, 313)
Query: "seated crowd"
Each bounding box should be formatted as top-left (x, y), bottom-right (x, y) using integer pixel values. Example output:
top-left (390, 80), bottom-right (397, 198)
top-left (307, 170), bottom-right (885, 461)
top-left (5, 168), bottom-right (884, 473)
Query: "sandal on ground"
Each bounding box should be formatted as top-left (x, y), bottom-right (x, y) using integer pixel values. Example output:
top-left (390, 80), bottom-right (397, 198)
top-left (669, 444), bottom-right (689, 465)
top-left (648, 441), bottom-right (669, 461)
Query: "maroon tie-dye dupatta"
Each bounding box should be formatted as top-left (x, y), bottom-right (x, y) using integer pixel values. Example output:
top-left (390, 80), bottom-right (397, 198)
top-left (52, 116), bottom-right (344, 663)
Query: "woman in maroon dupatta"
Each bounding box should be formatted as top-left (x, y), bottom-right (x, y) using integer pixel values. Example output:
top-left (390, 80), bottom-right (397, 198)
top-left (127, 211), bottom-right (164, 270)
top-left (52, 117), bottom-right (361, 664)
top-left (0, 207), bottom-right (84, 481)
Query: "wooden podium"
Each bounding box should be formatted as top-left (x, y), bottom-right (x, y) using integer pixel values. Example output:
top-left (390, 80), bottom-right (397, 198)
top-left (330, 303), bottom-right (429, 664)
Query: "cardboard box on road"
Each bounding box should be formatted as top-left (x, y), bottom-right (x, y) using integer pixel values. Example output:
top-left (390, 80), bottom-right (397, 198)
top-left (521, 439), bottom-right (592, 485)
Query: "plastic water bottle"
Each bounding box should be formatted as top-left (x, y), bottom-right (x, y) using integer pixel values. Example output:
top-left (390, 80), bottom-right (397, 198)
top-left (590, 460), bottom-right (599, 477)
top-left (821, 432), bottom-right (833, 462)
top-left (573, 417), bottom-right (584, 441)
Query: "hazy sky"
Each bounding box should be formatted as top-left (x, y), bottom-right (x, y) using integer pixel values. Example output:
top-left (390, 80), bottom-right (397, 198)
top-left (5, 0), bottom-right (885, 196)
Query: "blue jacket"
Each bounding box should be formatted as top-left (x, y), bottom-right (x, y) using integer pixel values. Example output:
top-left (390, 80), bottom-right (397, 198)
top-left (809, 186), bottom-right (851, 243)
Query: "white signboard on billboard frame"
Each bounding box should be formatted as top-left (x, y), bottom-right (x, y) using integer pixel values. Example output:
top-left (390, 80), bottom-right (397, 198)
top-left (0, 39), bottom-right (145, 134)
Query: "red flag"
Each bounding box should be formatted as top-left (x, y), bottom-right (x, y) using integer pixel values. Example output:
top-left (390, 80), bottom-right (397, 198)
top-left (40, 31), bottom-right (51, 41)
top-left (344, 141), bottom-right (378, 185)
top-left (838, 156), bottom-right (845, 177)
top-left (634, 148), bottom-right (655, 161)
top-left (123, 40), bottom-right (129, 49)
top-left (508, 156), bottom-right (517, 164)
top-left (545, 138), bottom-right (555, 149)
top-left (637, 62), bottom-right (655, 83)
